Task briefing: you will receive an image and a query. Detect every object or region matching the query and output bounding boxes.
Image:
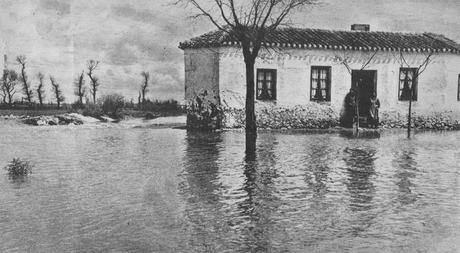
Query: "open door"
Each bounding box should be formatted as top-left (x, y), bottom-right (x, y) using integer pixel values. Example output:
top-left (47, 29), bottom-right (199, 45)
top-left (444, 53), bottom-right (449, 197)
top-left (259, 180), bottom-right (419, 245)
top-left (351, 70), bottom-right (377, 125)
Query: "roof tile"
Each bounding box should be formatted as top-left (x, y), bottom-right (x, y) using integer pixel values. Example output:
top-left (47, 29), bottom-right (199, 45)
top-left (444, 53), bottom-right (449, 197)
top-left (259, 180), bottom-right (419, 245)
top-left (179, 27), bottom-right (460, 54)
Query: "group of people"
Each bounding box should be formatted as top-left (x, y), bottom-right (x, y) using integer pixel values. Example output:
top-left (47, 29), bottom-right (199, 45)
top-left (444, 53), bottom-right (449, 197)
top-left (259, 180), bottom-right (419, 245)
top-left (340, 88), bottom-right (380, 128)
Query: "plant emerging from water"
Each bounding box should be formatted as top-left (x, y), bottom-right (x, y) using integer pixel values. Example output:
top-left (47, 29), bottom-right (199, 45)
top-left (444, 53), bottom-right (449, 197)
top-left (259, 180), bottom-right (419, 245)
top-left (4, 158), bottom-right (33, 177)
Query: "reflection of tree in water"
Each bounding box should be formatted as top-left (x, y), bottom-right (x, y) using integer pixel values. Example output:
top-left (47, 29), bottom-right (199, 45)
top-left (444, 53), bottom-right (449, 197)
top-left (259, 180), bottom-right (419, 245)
top-left (343, 146), bottom-right (377, 235)
top-left (182, 131), bottom-right (224, 251)
top-left (392, 147), bottom-right (418, 206)
top-left (7, 174), bottom-right (31, 189)
top-left (238, 134), bottom-right (280, 252)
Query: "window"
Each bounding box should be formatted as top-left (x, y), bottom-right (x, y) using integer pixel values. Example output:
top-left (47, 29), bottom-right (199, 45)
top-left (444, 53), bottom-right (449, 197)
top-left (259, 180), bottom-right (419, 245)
top-left (399, 68), bottom-right (418, 101)
top-left (310, 66), bottom-right (331, 102)
top-left (256, 69), bottom-right (276, 100)
top-left (458, 74), bottom-right (460, 101)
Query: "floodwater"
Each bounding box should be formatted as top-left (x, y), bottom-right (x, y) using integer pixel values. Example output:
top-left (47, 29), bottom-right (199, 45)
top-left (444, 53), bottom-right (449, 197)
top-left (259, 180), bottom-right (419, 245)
top-left (0, 120), bottom-right (459, 252)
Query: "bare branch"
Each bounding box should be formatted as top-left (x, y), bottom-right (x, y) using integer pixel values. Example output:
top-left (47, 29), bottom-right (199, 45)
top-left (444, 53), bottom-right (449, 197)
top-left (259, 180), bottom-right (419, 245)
top-left (334, 55), bottom-right (352, 74)
top-left (360, 51), bottom-right (377, 70)
top-left (416, 53), bottom-right (433, 77)
top-left (87, 59), bottom-right (100, 104)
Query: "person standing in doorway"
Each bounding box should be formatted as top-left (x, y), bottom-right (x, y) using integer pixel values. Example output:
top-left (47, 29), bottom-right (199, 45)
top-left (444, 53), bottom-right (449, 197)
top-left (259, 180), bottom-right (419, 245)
top-left (369, 92), bottom-right (380, 128)
top-left (340, 88), bottom-right (357, 128)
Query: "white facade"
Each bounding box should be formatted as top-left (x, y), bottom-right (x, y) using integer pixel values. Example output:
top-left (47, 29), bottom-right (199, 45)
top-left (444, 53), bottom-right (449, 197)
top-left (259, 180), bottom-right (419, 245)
top-left (184, 47), bottom-right (460, 122)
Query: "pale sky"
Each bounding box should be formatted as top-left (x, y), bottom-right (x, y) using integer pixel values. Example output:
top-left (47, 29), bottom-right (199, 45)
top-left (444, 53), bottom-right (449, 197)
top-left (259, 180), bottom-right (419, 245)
top-left (0, 0), bottom-right (458, 103)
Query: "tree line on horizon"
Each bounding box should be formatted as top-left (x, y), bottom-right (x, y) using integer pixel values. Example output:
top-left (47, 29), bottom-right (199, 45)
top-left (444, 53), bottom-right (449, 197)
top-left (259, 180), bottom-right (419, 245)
top-left (1, 56), bottom-right (101, 109)
top-left (0, 55), bottom-right (161, 111)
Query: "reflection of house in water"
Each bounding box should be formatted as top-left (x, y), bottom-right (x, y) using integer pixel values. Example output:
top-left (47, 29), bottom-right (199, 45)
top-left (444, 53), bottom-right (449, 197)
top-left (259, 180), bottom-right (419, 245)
top-left (343, 147), bottom-right (377, 211)
top-left (343, 146), bottom-right (378, 235)
top-left (239, 134), bottom-right (281, 252)
top-left (180, 25), bottom-right (460, 129)
top-left (303, 136), bottom-right (334, 200)
top-left (182, 132), bottom-right (286, 252)
top-left (181, 132), bottom-right (224, 251)
top-left (392, 147), bottom-right (419, 206)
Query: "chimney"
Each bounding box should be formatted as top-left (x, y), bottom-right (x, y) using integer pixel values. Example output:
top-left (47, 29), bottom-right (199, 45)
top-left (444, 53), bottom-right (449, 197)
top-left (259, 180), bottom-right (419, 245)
top-left (351, 24), bottom-right (370, 32)
top-left (3, 55), bottom-right (7, 70)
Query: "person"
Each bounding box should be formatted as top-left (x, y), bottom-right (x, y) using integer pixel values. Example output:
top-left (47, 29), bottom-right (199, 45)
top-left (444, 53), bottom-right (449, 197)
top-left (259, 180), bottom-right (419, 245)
top-left (340, 88), bottom-right (357, 128)
top-left (368, 92), bottom-right (380, 128)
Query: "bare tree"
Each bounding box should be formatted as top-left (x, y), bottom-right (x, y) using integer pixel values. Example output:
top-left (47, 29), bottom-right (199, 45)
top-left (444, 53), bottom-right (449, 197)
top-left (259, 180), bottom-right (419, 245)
top-left (395, 50), bottom-right (434, 138)
top-left (140, 71), bottom-right (150, 105)
top-left (138, 91), bottom-right (142, 108)
top-left (36, 72), bottom-right (45, 107)
top-left (74, 71), bottom-right (86, 104)
top-left (176, 0), bottom-right (317, 154)
top-left (1, 71), bottom-right (7, 104)
top-left (0, 84), bottom-right (5, 104)
top-left (49, 75), bottom-right (64, 109)
top-left (2, 69), bottom-right (18, 105)
top-left (16, 55), bottom-right (33, 103)
top-left (86, 60), bottom-right (100, 104)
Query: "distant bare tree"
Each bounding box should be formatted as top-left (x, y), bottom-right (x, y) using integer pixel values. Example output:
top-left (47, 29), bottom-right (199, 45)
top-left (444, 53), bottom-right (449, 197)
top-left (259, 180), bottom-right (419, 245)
top-left (2, 69), bottom-right (18, 105)
top-left (74, 71), bottom-right (86, 104)
top-left (138, 91), bottom-right (141, 108)
top-left (16, 55), bottom-right (33, 103)
top-left (49, 75), bottom-right (64, 109)
top-left (36, 72), bottom-right (45, 107)
top-left (1, 71), bottom-right (7, 104)
top-left (176, 0), bottom-right (318, 155)
top-left (0, 85), bottom-right (5, 104)
top-left (140, 71), bottom-right (150, 104)
top-left (86, 60), bottom-right (100, 104)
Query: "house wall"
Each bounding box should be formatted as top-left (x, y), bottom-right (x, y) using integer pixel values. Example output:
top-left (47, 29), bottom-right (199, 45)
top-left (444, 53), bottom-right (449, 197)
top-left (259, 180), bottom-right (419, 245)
top-left (218, 47), bottom-right (460, 120)
top-left (183, 48), bottom-right (221, 129)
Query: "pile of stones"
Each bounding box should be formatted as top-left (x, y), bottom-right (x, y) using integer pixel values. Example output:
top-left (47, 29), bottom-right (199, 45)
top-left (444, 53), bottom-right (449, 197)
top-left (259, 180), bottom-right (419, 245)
top-left (222, 103), bottom-right (339, 129)
top-left (23, 115), bottom-right (84, 126)
top-left (380, 111), bottom-right (460, 130)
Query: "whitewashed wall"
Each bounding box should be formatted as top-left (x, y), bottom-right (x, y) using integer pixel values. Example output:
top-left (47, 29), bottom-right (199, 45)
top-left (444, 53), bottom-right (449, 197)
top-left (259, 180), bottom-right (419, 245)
top-left (218, 47), bottom-right (460, 116)
top-left (184, 48), bottom-right (220, 105)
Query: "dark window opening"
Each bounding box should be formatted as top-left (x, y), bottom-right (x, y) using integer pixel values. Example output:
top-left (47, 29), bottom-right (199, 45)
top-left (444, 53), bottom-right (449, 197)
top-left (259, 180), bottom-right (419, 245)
top-left (399, 68), bottom-right (418, 101)
top-left (310, 66), bottom-right (331, 102)
top-left (256, 69), bottom-right (276, 100)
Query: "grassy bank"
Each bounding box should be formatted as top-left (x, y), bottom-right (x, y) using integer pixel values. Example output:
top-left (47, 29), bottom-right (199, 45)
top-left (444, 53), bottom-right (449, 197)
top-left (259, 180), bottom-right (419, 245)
top-left (0, 108), bottom-right (68, 117)
top-left (0, 107), bottom-right (185, 119)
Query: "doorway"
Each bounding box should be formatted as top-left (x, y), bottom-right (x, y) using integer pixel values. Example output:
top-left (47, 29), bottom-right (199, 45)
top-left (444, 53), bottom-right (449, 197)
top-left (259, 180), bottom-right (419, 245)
top-left (351, 70), bottom-right (377, 125)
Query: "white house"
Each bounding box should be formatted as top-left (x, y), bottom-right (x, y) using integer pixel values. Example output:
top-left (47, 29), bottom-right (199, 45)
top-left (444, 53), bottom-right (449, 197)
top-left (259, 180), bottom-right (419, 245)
top-left (179, 25), bottom-right (460, 129)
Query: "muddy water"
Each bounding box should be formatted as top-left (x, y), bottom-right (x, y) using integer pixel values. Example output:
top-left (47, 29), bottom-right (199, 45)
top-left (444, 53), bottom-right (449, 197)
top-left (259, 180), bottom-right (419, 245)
top-left (0, 121), bottom-right (459, 252)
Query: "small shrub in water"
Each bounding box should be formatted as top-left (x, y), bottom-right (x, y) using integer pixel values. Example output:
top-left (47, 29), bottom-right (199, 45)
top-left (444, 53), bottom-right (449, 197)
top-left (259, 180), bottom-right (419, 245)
top-left (4, 158), bottom-right (33, 176)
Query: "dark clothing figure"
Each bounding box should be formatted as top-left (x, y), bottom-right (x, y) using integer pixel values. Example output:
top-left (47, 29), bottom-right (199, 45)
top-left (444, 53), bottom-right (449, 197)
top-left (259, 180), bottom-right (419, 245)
top-left (340, 89), bottom-right (357, 128)
top-left (368, 96), bottom-right (380, 128)
top-left (400, 83), bottom-right (411, 100)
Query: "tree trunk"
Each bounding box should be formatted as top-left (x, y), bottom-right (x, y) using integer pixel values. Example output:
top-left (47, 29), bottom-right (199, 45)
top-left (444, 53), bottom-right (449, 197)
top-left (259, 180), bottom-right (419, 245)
top-left (407, 94), bottom-right (412, 138)
top-left (244, 59), bottom-right (257, 156)
top-left (245, 60), bottom-right (256, 133)
top-left (21, 68), bottom-right (31, 103)
top-left (92, 90), bottom-right (96, 104)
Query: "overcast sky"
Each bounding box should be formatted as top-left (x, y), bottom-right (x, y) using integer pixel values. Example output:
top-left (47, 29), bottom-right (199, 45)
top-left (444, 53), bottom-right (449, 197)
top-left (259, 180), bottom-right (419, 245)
top-left (0, 0), bottom-right (458, 103)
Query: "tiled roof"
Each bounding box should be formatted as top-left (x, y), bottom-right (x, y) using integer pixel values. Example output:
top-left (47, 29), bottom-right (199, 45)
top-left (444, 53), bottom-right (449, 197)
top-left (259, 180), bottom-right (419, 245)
top-left (179, 27), bottom-right (460, 54)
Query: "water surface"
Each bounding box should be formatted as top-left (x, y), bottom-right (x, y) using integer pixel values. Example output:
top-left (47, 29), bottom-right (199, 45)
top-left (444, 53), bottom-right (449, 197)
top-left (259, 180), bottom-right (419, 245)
top-left (0, 121), bottom-right (459, 252)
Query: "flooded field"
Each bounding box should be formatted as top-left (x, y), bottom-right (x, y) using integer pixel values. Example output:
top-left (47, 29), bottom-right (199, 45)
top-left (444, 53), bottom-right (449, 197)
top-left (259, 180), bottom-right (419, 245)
top-left (0, 121), bottom-right (459, 252)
